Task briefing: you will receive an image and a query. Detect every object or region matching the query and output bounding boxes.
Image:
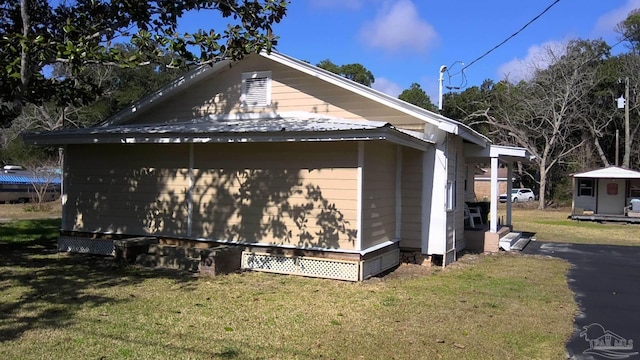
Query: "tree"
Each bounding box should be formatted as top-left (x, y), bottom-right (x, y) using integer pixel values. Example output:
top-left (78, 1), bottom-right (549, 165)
top-left (474, 40), bottom-right (602, 208)
top-left (398, 83), bottom-right (437, 111)
top-left (615, 8), bottom-right (640, 53)
top-left (316, 59), bottom-right (375, 86)
top-left (442, 79), bottom-right (494, 135)
top-left (0, 0), bottom-right (288, 125)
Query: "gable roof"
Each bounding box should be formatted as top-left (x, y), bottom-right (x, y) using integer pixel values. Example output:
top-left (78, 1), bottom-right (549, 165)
top-left (98, 51), bottom-right (490, 147)
top-left (572, 166), bottom-right (640, 179)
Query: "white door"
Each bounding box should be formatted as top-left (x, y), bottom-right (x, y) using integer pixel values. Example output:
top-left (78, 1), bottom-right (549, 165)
top-left (597, 179), bottom-right (626, 215)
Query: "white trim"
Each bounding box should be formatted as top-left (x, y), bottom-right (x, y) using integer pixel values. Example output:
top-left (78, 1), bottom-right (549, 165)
top-left (61, 145), bottom-right (67, 229)
top-left (223, 238), bottom-right (398, 256)
top-left (356, 141), bottom-right (364, 252)
top-left (187, 143), bottom-right (194, 237)
top-left (490, 157), bottom-right (499, 233)
top-left (395, 145), bottom-right (402, 240)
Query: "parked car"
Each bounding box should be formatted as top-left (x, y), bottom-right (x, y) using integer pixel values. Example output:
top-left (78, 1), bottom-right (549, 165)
top-left (499, 188), bottom-right (536, 203)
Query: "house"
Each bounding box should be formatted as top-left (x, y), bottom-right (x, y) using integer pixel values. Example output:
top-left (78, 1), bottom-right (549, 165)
top-left (23, 51), bottom-right (532, 280)
top-left (473, 167), bottom-right (515, 202)
top-left (571, 166), bottom-right (640, 222)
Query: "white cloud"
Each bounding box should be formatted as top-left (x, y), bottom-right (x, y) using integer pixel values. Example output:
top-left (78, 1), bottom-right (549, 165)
top-left (496, 41), bottom-right (566, 83)
top-left (593, 0), bottom-right (640, 38)
top-left (372, 77), bottom-right (403, 97)
top-left (359, 0), bottom-right (438, 55)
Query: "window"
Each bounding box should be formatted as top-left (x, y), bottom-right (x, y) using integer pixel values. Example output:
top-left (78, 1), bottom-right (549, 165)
top-left (578, 179), bottom-right (594, 197)
top-left (241, 71), bottom-right (271, 107)
top-left (446, 180), bottom-right (455, 211)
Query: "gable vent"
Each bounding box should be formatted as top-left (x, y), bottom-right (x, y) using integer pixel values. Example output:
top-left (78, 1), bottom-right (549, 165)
top-left (242, 71), bottom-right (271, 107)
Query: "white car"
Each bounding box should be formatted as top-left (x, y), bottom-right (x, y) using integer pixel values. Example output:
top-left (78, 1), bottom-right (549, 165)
top-left (499, 188), bottom-right (535, 203)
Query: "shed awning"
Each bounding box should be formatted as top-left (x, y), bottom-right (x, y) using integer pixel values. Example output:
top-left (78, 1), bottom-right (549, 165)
top-left (572, 166), bottom-right (640, 179)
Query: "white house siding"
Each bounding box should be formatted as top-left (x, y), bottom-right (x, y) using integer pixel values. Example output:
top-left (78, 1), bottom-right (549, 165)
top-left (191, 142), bottom-right (359, 250)
top-left (454, 137), bottom-right (466, 252)
top-left (128, 55), bottom-right (426, 132)
top-left (360, 141), bottom-right (397, 250)
top-left (63, 144), bottom-right (190, 236)
top-left (400, 147), bottom-right (423, 250)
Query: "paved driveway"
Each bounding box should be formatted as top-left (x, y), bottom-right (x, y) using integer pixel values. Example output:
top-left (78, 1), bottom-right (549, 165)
top-left (523, 241), bottom-right (640, 359)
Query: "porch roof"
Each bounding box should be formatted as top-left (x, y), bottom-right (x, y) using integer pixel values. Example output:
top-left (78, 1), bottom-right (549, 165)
top-left (572, 166), bottom-right (640, 179)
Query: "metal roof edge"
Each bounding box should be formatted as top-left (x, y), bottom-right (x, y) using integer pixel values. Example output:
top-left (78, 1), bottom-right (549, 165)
top-left (23, 126), bottom-right (432, 151)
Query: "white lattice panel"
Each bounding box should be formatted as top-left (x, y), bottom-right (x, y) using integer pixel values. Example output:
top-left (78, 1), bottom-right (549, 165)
top-left (298, 257), bottom-right (359, 281)
top-left (58, 236), bottom-right (114, 256)
top-left (242, 252), bottom-right (359, 281)
top-left (242, 252), bottom-right (297, 273)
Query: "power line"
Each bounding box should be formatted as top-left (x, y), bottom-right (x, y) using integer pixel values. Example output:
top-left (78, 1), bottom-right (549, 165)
top-left (458, 0), bottom-right (562, 74)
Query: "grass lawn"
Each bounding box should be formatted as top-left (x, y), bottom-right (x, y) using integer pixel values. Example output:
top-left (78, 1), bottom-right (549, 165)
top-left (505, 204), bottom-right (640, 246)
top-left (0, 215), bottom-right (576, 359)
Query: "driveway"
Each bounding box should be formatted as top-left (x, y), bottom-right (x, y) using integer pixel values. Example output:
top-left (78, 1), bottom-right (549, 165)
top-left (523, 241), bottom-right (640, 359)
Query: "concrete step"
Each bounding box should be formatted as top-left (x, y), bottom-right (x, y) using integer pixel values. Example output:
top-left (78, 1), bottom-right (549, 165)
top-left (510, 237), bottom-right (532, 251)
top-left (499, 232), bottom-right (521, 251)
top-left (499, 231), bottom-right (535, 251)
top-left (135, 253), bottom-right (200, 272)
top-left (147, 244), bottom-right (212, 259)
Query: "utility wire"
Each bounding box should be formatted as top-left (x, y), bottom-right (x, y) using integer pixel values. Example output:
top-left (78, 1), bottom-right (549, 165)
top-left (457, 0), bottom-right (562, 74)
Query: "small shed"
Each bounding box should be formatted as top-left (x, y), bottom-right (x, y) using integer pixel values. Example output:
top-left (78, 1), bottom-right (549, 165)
top-left (571, 166), bottom-right (640, 222)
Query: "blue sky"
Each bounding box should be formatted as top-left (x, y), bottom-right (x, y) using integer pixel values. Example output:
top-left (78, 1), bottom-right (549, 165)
top-left (181, 0), bottom-right (640, 103)
top-left (259, 0), bottom-right (640, 103)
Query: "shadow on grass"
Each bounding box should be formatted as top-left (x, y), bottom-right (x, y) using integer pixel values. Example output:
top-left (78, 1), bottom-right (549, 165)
top-left (0, 225), bottom-right (196, 343)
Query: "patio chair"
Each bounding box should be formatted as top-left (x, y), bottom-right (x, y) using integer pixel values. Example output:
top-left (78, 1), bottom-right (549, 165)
top-left (464, 203), bottom-right (483, 228)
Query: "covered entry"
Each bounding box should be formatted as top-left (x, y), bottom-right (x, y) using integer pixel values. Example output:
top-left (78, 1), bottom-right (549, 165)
top-left (571, 166), bottom-right (640, 222)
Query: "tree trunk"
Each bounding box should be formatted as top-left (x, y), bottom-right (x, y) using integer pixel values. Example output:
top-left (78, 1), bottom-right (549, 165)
top-left (538, 163), bottom-right (547, 210)
top-left (593, 137), bottom-right (610, 167)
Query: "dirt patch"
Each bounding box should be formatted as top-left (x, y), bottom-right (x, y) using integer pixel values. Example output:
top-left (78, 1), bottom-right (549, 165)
top-left (380, 263), bottom-right (434, 280)
top-left (0, 201), bottom-right (62, 221)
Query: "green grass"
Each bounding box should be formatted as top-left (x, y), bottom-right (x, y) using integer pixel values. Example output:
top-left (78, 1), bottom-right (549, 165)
top-left (508, 206), bottom-right (640, 246)
top-left (0, 226), bottom-right (575, 360)
top-left (0, 218), bottom-right (60, 245)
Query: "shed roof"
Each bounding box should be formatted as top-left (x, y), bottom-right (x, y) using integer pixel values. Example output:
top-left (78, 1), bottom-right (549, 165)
top-left (572, 166), bottom-right (640, 179)
top-left (23, 112), bottom-right (433, 151)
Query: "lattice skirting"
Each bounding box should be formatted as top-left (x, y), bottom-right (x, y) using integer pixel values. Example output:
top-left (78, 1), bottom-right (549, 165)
top-left (242, 248), bottom-right (400, 281)
top-left (58, 236), bottom-right (115, 256)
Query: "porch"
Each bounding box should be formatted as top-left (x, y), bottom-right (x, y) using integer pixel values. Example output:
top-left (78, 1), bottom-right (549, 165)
top-left (464, 144), bottom-right (536, 253)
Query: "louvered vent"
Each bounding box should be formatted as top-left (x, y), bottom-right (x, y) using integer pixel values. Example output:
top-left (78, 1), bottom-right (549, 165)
top-left (242, 71), bottom-right (271, 107)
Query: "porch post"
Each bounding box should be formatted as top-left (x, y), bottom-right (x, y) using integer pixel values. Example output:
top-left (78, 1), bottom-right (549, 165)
top-left (506, 163), bottom-right (513, 227)
top-left (490, 156), bottom-right (499, 232)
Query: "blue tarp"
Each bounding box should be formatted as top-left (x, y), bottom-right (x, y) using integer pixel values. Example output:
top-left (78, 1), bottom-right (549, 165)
top-left (0, 173), bottom-right (61, 185)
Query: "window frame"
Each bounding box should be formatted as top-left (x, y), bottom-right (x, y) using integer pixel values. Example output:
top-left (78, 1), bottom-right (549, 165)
top-left (578, 179), bottom-right (594, 197)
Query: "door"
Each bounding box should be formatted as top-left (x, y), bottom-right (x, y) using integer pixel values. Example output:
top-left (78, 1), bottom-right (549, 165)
top-left (597, 179), bottom-right (626, 215)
